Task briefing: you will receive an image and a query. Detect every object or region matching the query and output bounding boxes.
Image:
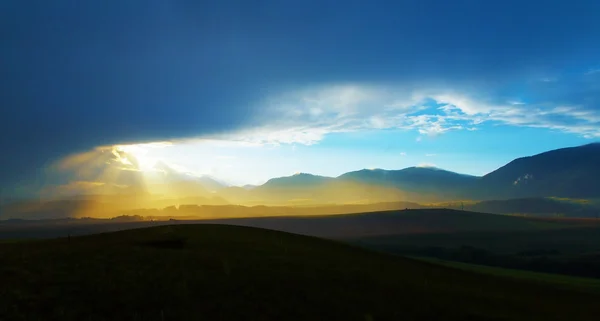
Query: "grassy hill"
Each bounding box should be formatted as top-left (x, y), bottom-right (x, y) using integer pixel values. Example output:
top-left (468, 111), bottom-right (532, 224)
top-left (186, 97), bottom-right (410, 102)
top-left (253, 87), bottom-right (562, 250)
top-left (1, 224), bottom-right (600, 320)
top-left (2, 208), bottom-right (587, 241)
top-left (414, 257), bottom-right (600, 293)
top-left (348, 223), bottom-right (600, 278)
top-left (429, 197), bottom-right (600, 218)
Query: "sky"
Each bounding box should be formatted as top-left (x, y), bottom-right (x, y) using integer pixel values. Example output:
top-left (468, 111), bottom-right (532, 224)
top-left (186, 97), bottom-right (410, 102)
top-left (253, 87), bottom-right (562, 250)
top-left (1, 0), bottom-right (600, 197)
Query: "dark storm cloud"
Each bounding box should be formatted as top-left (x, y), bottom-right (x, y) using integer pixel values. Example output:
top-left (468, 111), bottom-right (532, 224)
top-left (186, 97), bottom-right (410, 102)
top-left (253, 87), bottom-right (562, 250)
top-left (1, 0), bottom-right (600, 197)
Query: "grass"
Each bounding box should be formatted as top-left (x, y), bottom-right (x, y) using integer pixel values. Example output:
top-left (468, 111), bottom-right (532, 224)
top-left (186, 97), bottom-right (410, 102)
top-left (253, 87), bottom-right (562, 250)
top-left (414, 256), bottom-right (600, 293)
top-left (1, 224), bottom-right (600, 321)
top-left (348, 226), bottom-right (600, 279)
top-left (349, 226), bottom-right (600, 255)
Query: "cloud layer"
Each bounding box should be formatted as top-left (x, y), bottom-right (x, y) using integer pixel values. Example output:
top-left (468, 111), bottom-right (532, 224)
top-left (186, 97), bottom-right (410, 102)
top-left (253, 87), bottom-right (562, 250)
top-left (216, 79), bottom-right (600, 146)
top-left (2, 0), bottom-right (600, 196)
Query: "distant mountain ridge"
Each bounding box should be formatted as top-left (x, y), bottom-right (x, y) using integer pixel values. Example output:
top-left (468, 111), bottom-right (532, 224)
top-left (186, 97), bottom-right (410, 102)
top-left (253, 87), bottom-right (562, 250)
top-left (338, 167), bottom-right (478, 199)
top-left (23, 143), bottom-right (600, 207)
top-left (248, 143), bottom-right (600, 202)
top-left (475, 143), bottom-right (600, 199)
top-left (259, 173), bottom-right (335, 190)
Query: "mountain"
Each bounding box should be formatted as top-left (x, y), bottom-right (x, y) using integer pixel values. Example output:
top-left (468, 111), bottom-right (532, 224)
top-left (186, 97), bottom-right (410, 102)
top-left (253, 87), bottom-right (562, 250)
top-left (20, 143), bottom-right (600, 211)
top-left (247, 143), bottom-right (600, 203)
top-left (258, 173), bottom-right (335, 190)
top-left (233, 173), bottom-right (436, 205)
top-left (152, 162), bottom-right (227, 192)
top-left (338, 167), bottom-right (478, 199)
top-left (476, 143), bottom-right (600, 199)
top-left (196, 175), bottom-right (228, 192)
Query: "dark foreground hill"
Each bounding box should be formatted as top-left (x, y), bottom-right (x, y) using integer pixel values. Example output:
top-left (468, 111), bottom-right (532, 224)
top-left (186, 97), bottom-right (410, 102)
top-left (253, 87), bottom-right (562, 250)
top-left (1, 224), bottom-right (599, 321)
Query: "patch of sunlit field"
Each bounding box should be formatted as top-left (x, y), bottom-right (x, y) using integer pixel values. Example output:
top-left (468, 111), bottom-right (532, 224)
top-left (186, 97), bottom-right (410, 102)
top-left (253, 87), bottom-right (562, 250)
top-left (1, 225), bottom-right (600, 321)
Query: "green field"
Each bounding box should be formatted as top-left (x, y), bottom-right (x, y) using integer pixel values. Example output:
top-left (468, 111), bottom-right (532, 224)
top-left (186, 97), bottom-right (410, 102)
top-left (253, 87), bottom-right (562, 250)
top-left (1, 224), bottom-right (600, 321)
top-left (414, 256), bottom-right (600, 293)
top-left (348, 225), bottom-right (600, 279)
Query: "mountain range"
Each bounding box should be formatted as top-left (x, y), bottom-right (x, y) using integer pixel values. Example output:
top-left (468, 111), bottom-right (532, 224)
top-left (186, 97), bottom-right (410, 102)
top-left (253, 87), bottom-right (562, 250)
top-left (3, 143), bottom-right (600, 219)
top-left (225, 142), bottom-right (600, 204)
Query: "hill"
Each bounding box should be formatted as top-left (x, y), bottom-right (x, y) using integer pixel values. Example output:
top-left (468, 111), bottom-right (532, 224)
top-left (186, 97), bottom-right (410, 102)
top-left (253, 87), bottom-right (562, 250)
top-left (2, 207), bottom-right (593, 240)
top-left (432, 197), bottom-right (600, 218)
top-left (1, 224), bottom-right (599, 320)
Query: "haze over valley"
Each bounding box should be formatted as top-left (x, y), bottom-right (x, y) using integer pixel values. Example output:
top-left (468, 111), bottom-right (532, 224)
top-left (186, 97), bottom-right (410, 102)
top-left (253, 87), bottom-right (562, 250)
top-left (2, 143), bottom-right (599, 220)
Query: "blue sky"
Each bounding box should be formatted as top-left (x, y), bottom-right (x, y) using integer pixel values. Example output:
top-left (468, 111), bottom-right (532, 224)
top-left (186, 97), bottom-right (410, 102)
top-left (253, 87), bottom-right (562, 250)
top-left (1, 0), bottom-right (600, 195)
top-left (105, 114), bottom-right (591, 186)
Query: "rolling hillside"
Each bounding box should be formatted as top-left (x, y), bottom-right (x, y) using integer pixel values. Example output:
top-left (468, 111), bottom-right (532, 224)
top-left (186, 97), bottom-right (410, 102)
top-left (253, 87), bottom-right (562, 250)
top-left (1, 224), bottom-right (599, 320)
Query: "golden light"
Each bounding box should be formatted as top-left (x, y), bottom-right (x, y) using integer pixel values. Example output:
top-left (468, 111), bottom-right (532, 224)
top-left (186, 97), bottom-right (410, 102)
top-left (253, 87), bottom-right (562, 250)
top-left (115, 142), bottom-right (172, 171)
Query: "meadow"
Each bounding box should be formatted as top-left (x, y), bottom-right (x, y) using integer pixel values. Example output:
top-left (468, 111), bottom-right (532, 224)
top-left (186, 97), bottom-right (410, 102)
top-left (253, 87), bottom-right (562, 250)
top-left (1, 224), bottom-right (600, 321)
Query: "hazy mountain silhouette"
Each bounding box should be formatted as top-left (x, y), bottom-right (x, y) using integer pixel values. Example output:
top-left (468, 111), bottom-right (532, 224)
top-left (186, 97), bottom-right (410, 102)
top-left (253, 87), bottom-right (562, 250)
top-left (258, 173), bottom-right (335, 190)
top-left (475, 143), bottom-right (600, 199)
top-left (238, 143), bottom-right (600, 203)
top-left (196, 175), bottom-right (228, 192)
top-left (332, 143), bottom-right (600, 201)
top-left (338, 167), bottom-right (478, 199)
top-left (7, 143), bottom-right (600, 216)
top-left (237, 144), bottom-right (600, 204)
top-left (244, 173), bottom-right (437, 205)
top-left (153, 161), bottom-right (227, 193)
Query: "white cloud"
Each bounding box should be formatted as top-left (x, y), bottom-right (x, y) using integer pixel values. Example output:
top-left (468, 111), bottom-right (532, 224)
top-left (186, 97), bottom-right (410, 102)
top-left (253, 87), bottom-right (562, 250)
top-left (425, 153), bottom-right (437, 157)
top-left (182, 82), bottom-right (600, 146)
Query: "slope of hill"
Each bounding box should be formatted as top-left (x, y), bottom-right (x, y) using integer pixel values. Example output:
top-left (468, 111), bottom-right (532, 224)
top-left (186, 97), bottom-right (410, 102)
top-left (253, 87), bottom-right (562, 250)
top-left (476, 143), bottom-right (600, 199)
top-left (2, 208), bottom-right (587, 240)
top-left (1, 224), bottom-right (599, 320)
top-left (430, 197), bottom-right (600, 218)
top-left (466, 197), bottom-right (599, 217)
